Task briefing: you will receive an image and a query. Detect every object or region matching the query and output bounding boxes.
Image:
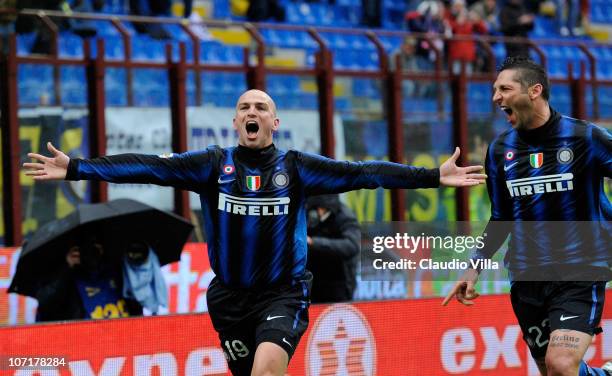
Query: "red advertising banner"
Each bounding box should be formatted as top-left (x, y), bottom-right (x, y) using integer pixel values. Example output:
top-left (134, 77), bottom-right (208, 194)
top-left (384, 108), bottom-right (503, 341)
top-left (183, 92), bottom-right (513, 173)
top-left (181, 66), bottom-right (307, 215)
top-left (2, 292), bottom-right (611, 375)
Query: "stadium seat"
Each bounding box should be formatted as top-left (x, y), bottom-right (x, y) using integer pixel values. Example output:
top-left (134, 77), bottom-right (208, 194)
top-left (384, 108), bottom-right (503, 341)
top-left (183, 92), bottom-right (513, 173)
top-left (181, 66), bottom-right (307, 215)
top-left (201, 41), bottom-right (241, 65)
top-left (59, 32), bottom-right (84, 58)
top-left (93, 20), bottom-right (120, 37)
top-left (377, 35), bottom-right (403, 54)
top-left (17, 33), bottom-right (36, 56)
top-left (18, 64), bottom-right (55, 106)
top-left (131, 35), bottom-right (165, 62)
top-left (267, 75), bottom-right (300, 95)
top-left (335, 96), bottom-right (351, 111)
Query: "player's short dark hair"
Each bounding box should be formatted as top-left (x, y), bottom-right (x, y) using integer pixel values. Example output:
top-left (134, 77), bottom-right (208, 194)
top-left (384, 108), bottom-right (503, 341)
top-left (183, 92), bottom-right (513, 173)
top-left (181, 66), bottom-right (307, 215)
top-left (498, 57), bottom-right (550, 101)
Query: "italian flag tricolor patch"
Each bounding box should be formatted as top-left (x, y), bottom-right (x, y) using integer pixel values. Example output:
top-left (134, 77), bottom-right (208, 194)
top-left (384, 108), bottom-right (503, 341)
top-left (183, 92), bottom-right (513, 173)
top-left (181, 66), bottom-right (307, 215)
top-left (246, 176), bottom-right (261, 191)
top-left (529, 153), bottom-right (543, 168)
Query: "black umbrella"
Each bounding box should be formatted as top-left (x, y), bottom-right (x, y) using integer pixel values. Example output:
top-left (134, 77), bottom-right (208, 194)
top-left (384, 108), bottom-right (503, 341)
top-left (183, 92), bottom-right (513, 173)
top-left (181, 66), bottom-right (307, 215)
top-left (8, 198), bottom-right (194, 297)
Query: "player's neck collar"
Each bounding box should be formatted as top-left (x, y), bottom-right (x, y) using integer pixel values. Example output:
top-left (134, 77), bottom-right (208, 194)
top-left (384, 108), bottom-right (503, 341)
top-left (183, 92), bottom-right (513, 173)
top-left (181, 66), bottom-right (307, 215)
top-left (517, 107), bottom-right (560, 143)
top-left (235, 143), bottom-right (276, 161)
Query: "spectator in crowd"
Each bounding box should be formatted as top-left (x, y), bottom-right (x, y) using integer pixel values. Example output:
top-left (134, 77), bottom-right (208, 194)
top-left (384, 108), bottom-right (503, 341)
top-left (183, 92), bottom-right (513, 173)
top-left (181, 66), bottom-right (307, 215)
top-left (499, 0), bottom-right (534, 59)
top-left (69, 0), bottom-right (105, 37)
top-left (469, 0), bottom-right (498, 72)
top-left (361, 0), bottom-right (381, 28)
top-left (35, 235), bottom-right (143, 322)
top-left (524, 0), bottom-right (545, 14)
top-left (246, 0), bottom-right (285, 22)
top-left (554, 0), bottom-right (581, 36)
top-left (469, 0), bottom-right (499, 33)
top-left (14, 0), bottom-right (103, 54)
top-left (445, 0), bottom-right (487, 75)
top-left (405, 0), bottom-right (447, 70)
top-left (306, 195), bottom-right (360, 304)
top-left (122, 240), bottom-right (168, 315)
top-left (129, 0), bottom-right (171, 39)
top-left (0, 0), bottom-right (16, 55)
top-left (395, 37), bottom-right (427, 97)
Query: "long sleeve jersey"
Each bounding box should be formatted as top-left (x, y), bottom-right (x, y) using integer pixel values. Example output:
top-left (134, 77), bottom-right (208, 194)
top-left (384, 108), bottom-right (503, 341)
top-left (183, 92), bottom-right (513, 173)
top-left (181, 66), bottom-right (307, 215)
top-left (67, 144), bottom-right (440, 288)
top-left (473, 109), bottom-right (611, 279)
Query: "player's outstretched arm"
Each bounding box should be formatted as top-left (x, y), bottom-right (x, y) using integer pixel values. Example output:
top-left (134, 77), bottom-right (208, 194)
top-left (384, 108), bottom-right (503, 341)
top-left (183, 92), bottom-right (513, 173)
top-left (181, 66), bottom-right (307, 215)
top-left (439, 147), bottom-right (487, 187)
top-left (441, 268), bottom-right (480, 306)
top-left (23, 142), bottom-right (69, 181)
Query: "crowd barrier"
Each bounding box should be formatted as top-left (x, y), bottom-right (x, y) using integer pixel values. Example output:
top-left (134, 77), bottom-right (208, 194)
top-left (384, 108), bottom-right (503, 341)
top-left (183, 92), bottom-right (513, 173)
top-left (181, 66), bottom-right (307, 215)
top-left (2, 291), bottom-right (612, 375)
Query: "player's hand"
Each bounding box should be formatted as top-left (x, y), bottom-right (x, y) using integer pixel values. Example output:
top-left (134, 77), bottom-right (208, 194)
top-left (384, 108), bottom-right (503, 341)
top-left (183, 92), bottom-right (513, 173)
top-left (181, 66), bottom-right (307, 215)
top-left (442, 268), bottom-right (480, 306)
top-left (439, 147), bottom-right (487, 187)
top-left (23, 142), bottom-right (69, 181)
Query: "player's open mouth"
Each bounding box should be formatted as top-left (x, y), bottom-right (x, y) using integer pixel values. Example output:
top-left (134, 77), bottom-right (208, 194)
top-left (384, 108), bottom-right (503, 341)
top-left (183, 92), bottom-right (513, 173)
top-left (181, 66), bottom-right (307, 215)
top-left (246, 121), bottom-right (259, 138)
top-left (500, 105), bottom-right (515, 124)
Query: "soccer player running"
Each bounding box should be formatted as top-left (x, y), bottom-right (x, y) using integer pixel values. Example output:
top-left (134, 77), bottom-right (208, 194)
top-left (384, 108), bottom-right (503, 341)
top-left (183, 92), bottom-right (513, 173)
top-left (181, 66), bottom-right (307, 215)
top-left (443, 58), bottom-right (612, 376)
top-left (25, 89), bottom-right (486, 376)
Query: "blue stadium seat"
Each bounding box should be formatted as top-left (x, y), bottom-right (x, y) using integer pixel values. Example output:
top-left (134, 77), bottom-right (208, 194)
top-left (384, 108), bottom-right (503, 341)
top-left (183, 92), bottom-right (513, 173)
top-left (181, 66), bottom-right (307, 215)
top-left (267, 75), bottom-right (300, 95)
top-left (105, 68), bottom-right (128, 106)
top-left (18, 64), bottom-right (54, 105)
top-left (299, 93), bottom-right (318, 110)
top-left (103, 35), bottom-right (125, 60)
top-left (93, 20), bottom-right (120, 37)
top-left (132, 35), bottom-right (165, 62)
top-left (335, 97), bottom-right (351, 111)
top-left (186, 70), bottom-right (197, 106)
top-left (59, 32), bottom-right (84, 58)
top-left (321, 32), bottom-right (349, 50)
top-left (17, 33), bottom-right (36, 56)
top-left (377, 35), bottom-right (403, 54)
top-left (103, 0), bottom-right (128, 14)
top-left (335, 4), bottom-right (362, 26)
top-left (286, 3), bottom-right (316, 25)
top-left (305, 48), bottom-right (318, 67)
top-left (598, 86), bottom-right (612, 117)
top-left (132, 69), bottom-right (168, 106)
top-left (220, 73), bottom-right (246, 94)
top-left (547, 58), bottom-right (567, 78)
top-left (201, 41), bottom-right (241, 64)
top-left (596, 62), bottom-right (611, 80)
top-left (202, 72), bottom-right (223, 95)
top-left (591, 5), bottom-right (605, 23)
top-left (260, 29), bottom-right (283, 47)
top-left (362, 50), bottom-right (380, 70)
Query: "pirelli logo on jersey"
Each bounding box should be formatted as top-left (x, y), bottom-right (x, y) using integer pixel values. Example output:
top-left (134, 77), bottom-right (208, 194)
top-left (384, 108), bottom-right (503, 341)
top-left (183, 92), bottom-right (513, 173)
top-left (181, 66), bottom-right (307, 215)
top-left (218, 193), bottom-right (290, 216)
top-left (506, 173), bottom-right (574, 197)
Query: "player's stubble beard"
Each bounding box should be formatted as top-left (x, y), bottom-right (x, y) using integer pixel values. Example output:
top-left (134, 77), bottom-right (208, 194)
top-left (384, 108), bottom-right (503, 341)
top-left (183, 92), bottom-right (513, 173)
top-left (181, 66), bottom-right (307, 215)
top-left (511, 92), bottom-right (535, 130)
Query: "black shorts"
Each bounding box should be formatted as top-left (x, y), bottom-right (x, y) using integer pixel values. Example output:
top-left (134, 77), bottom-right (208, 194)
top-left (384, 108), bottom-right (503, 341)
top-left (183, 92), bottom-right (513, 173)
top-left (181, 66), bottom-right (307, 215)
top-left (206, 271), bottom-right (312, 376)
top-left (511, 281), bottom-right (606, 359)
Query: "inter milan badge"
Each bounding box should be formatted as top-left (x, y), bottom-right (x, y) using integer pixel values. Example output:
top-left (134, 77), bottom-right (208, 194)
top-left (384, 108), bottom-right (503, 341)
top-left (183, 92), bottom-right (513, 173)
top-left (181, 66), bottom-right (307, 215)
top-left (529, 152), bottom-right (543, 168)
top-left (246, 176), bottom-right (261, 191)
top-left (556, 147), bottom-right (573, 164)
top-left (223, 164), bottom-right (235, 174)
top-left (272, 171), bottom-right (289, 188)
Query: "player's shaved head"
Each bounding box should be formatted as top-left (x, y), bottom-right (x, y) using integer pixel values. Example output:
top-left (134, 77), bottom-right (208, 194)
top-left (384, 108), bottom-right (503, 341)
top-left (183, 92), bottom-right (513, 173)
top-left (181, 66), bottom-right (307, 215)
top-left (236, 89), bottom-right (278, 117)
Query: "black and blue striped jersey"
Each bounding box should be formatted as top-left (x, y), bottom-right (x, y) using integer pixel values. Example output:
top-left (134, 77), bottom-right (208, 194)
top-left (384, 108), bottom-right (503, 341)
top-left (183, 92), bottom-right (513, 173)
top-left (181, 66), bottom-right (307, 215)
top-left (66, 144), bottom-right (440, 288)
top-left (475, 109), bottom-right (611, 278)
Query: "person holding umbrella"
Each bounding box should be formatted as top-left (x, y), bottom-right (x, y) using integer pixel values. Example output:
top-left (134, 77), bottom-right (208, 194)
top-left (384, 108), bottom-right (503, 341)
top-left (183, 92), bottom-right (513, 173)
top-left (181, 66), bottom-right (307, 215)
top-left (23, 89), bottom-right (486, 376)
top-left (34, 233), bottom-right (144, 322)
top-left (8, 198), bottom-right (193, 321)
